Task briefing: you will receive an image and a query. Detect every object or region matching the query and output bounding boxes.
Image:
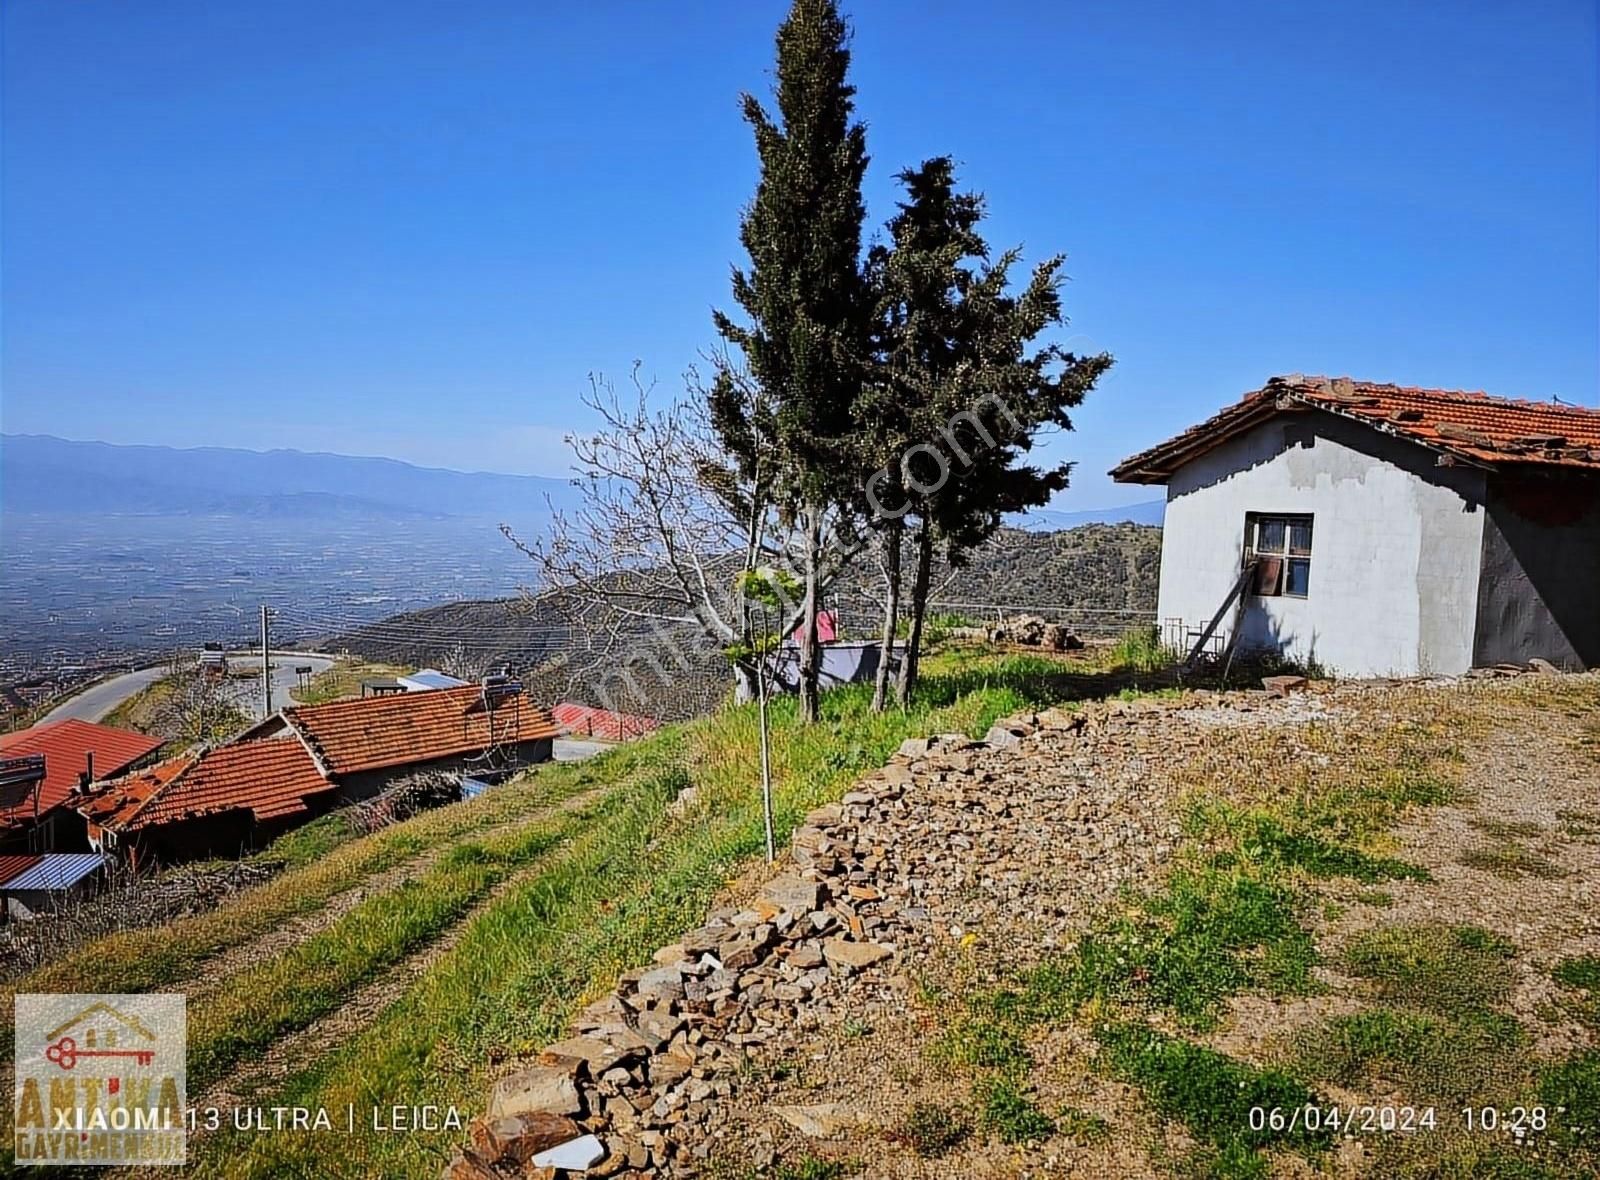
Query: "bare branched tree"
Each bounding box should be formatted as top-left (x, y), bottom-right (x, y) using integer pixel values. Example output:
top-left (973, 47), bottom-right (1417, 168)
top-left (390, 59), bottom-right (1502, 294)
top-left (503, 363), bottom-right (857, 712)
top-left (156, 666), bottom-right (248, 746)
top-left (438, 642), bottom-right (496, 684)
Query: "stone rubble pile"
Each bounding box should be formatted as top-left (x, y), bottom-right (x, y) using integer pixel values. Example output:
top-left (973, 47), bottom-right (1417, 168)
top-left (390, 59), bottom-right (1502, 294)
top-left (985, 615), bottom-right (1083, 651)
top-left (446, 691), bottom-right (1318, 1179)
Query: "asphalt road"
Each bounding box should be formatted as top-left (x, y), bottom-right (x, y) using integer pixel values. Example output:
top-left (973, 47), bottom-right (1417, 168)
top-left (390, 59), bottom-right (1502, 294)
top-left (39, 652), bottom-right (335, 726)
top-left (552, 738), bottom-right (611, 762)
top-left (219, 653), bottom-right (336, 721)
top-left (39, 666), bottom-right (172, 725)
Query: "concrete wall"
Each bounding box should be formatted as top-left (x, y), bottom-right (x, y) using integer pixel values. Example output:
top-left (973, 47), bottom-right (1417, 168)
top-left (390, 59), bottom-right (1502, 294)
top-left (1474, 474), bottom-right (1600, 670)
top-left (1157, 413), bottom-right (1488, 677)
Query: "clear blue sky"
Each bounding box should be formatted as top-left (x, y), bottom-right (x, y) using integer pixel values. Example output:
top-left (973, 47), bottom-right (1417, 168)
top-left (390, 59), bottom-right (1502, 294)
top-left (3, 0), bottom-right (1595, 509)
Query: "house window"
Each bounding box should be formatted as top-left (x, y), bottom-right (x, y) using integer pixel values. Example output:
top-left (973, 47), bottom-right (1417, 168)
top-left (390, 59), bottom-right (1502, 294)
top-left (1246, 513), bottom-right (1312, 597)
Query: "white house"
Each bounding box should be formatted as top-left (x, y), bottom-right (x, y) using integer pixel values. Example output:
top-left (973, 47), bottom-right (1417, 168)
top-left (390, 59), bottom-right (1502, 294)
top-left (1112, 376), bottom-right (1600, 678)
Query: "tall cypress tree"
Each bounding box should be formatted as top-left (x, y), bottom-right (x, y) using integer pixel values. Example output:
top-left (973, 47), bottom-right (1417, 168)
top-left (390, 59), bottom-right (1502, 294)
top-left (712, 0), bottom-right (870, 724)
top-left (859, 157), bottom-right (985, 709)
top-left (870, 158), bottom-right (1113, 703)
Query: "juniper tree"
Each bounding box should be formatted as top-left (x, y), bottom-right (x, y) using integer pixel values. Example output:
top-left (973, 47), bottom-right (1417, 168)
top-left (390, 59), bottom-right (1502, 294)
top-left (712, 0), bottom-right (871, 724)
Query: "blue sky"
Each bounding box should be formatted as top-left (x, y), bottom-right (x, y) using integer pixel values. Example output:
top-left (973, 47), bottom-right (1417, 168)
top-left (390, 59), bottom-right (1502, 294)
top-left (3, 0), bottom-right (1595, 509)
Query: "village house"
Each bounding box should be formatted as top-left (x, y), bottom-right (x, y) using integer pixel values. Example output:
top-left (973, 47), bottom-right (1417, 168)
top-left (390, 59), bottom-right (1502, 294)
top-left (551, 701), bottom-right (662, 743)
top-left (1112, 376), bottom-right (1600, 678)
top-left (0, 719), bottom-right (165, 853)
top-left (78, 681), bottom-right (561, 865)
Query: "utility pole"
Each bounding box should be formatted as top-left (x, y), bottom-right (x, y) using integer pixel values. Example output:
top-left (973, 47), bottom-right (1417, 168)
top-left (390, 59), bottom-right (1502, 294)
top-left (260, 605), bottom-right (274, 717)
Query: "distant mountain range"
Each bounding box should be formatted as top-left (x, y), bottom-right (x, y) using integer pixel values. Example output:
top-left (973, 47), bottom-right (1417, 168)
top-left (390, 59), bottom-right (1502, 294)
top-left (0, 434), bottom-right (579, 523)
top-left (1013, 500), bottom-right (1165, 530)
top-left (0, 433), bottom-right (1163, 529)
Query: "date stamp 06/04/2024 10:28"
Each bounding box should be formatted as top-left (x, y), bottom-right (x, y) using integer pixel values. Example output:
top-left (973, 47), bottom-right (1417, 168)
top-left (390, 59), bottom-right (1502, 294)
top-left (1247, 1104), bottom-right (1572, 1138)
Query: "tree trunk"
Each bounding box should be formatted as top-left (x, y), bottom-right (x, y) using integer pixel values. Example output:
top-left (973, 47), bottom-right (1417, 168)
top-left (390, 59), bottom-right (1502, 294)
top-left (756, 644), bottom-right (775, 861)
top-left (872, 522), bottom-right (902, 712)
top-left (897, 518), bottom-right (934, 707)
top-left (797, 506), bottom-right (823, 724)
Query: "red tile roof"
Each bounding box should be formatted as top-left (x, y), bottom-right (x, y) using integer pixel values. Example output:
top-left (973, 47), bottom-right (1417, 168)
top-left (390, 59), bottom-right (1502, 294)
top-left (78, 737), bottom-right (334, 833)
top-left (551, 702), bottom-right (660, 743)
top-left (1111, 376), bottom-right (1600, 484)
top-left (0, 855), bottom-right (42, 887)
top-left (278, 686), bottom-right (560, 776)
top-left (0, 720), bottom-right (164, 830)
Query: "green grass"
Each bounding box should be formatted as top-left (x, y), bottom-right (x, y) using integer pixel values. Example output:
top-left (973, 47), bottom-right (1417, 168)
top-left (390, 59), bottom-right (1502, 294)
top-left (1055, 1105), bottom-right (1111, 1145)
top-left (188, 656), bottom-right (1059, 1177)
top-left (258, 808), bottom-right (366, 868)
top-left (1539, 1050), bottom-right (1600, 1152)
top-left (1294, 1007), bottom-right (1527, 1104)
top-left (1037, 861), bottom-right (1316, 1029)
top-left (933, 1015), bottom-right (1033, 1073)
top-left (975, 1075), bottom-right (1055, 1144)
top-left (1097, 1023), bottom-right (1330, 1163)
top-left (772, 1158), bottom-right (852, 1180)
top-left (1554, 955), bottom-right (1600, 1028)
top-left (0, 759), bottom-right (609, 1042)
top-left (184, 799), bottom-right (596, 1091)
top-left (1342, 924), bottom-right (1516, 1013)
top-left (289, 659), bottom-right (414, 705)
top-left (1555, 955), bottom-right (1600, 992)
top-left (1216, 811), bottom-right (1432, 884)
top-left (892, 1102), bottom-right (971, 1157)
top-left (1107, 624), bottom-right (1170, 672)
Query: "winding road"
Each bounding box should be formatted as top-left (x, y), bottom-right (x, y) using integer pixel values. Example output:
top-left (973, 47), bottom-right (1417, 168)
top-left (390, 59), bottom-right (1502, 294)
top-left (40, 652), bottom-right (336, 725)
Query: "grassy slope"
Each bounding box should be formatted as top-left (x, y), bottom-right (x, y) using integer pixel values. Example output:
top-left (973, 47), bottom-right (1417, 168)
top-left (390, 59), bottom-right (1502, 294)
top-left (188, 652), bottom-right (1087, 1178)
top-left (0, 765), bottom-right (609, 1033)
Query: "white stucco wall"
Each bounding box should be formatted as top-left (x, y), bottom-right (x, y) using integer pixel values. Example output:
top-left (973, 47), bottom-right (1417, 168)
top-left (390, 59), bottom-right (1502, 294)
top-left (1155, 415), bottom-right (1488, 678)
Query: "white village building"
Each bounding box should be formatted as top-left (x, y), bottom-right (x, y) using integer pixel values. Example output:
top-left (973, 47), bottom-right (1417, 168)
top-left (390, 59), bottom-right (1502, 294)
top-left (1112, 376), bottom-right (1600, 678)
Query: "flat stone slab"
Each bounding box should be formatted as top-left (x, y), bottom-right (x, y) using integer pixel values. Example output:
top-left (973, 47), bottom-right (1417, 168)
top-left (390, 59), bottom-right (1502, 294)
top-left (540, 1035), bottom-right (636, 1073)
top-left (820, 937), bottom-right (893, 971)
top-left (487, 1065), bottom-right (581, 1119)
top-left (758, 873), bottom-right (822, 914)
top-left (772, 1102), bottom-right (864, 1138)
top-left (529, 1132), bottom-right (607, 1170)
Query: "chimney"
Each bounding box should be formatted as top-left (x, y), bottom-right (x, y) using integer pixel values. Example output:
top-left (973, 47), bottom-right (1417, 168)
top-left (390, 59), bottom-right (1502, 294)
top-left (79, 750), bottom-right (95, 791)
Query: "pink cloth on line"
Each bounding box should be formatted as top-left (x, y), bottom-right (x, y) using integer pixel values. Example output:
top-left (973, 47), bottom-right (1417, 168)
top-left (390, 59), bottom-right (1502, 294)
top-left (791, 610), bottom-right (838, 645)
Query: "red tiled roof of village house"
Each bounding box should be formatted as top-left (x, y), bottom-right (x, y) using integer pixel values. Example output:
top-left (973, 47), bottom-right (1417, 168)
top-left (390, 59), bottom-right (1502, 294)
top-left (1111, 377), bottom-right (1600, 483)
top-left (551, 702), bottom-right (661, 743)
top-left (78, 738), bottom-right (334, 832)
top-left (0, 855), bottom-right (43, 887)
top-left (0, 719), bottom-right (164, 830)
top-left (276, 685), bottom-right (561, 776)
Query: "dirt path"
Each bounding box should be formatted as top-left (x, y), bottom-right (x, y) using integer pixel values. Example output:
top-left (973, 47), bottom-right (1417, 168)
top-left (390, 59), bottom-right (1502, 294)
top-left (1315, 680), bottom-right (1600, 1048)
top-left (163, 788), bottom-right (603, 1000)
top-left (191, 852), bottom-right (555, 1120)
